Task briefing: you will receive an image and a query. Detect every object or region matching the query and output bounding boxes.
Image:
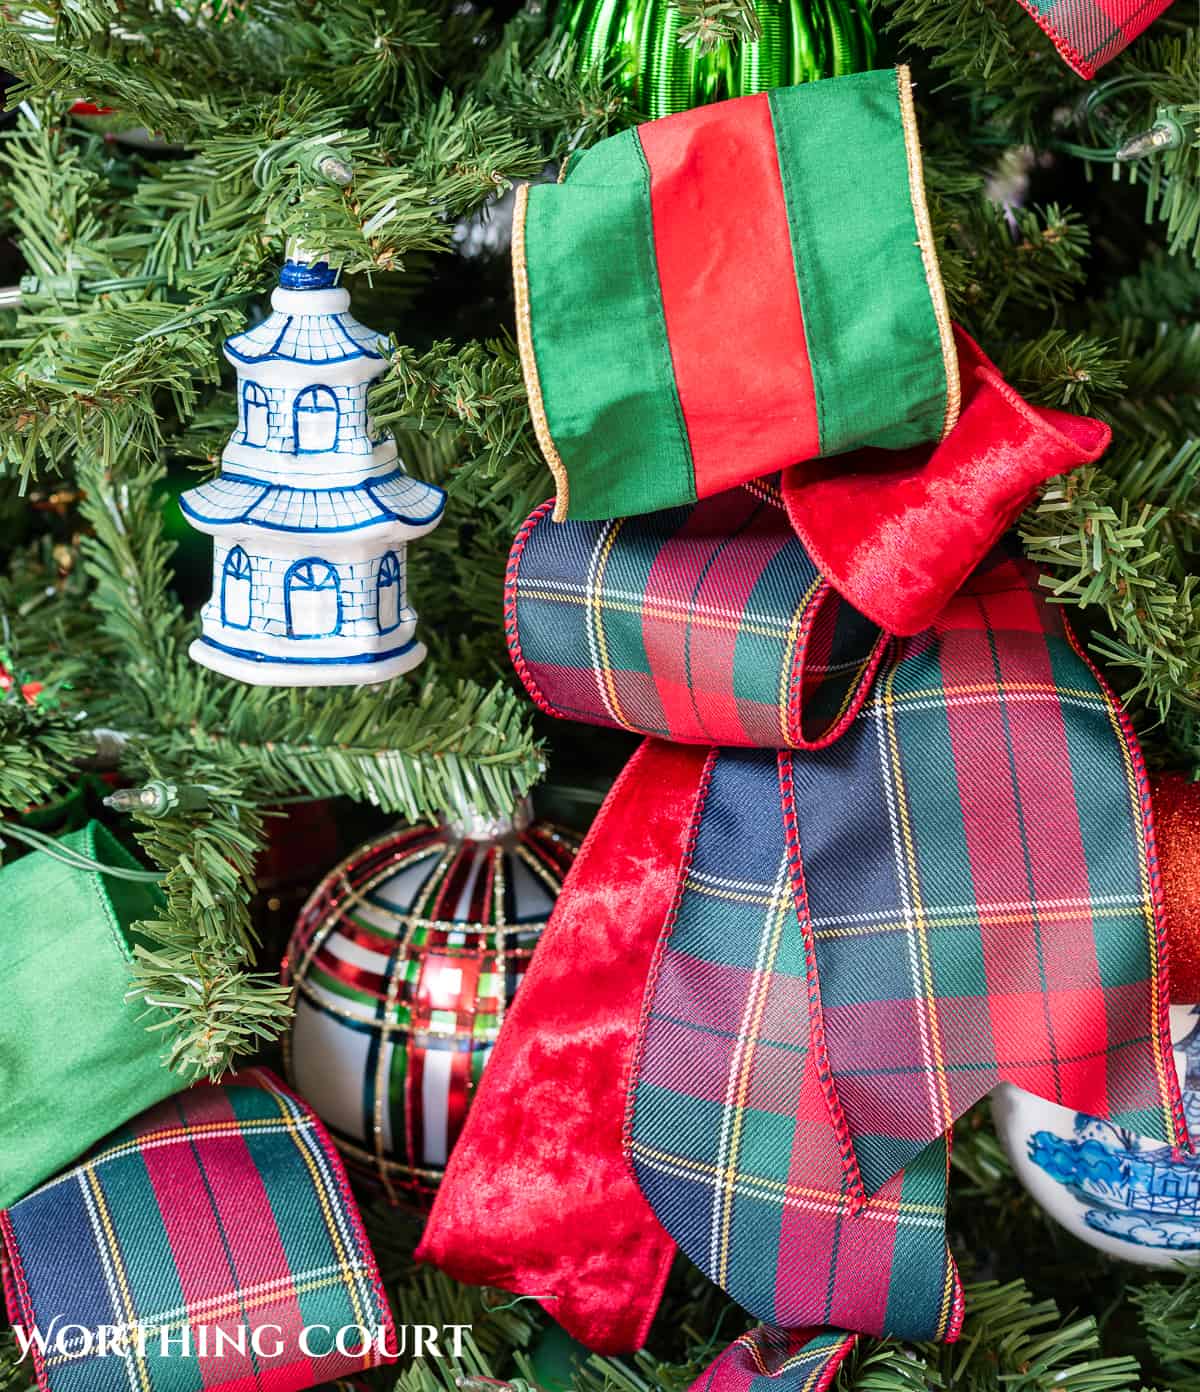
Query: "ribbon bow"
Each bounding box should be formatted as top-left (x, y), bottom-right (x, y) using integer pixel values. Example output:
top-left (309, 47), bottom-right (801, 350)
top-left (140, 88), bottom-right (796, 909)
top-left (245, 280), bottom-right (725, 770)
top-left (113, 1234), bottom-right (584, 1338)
top-left (422, 72), bottom-right (1179, 1392)
top-left (421, 494), bottom-right (1186, 1390)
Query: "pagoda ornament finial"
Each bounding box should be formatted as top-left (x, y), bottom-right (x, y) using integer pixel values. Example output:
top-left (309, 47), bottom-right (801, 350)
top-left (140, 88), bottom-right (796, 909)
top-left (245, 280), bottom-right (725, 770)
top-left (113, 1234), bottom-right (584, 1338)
top-left (180, 258), bottom-right (446, 687)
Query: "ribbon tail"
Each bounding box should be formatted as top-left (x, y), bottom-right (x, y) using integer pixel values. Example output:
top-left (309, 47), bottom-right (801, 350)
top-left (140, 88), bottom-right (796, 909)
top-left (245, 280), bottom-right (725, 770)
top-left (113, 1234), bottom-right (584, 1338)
top-left (785, 551), bottom-right (1186, 1195)
top-left (418, 738), bottom-right (711, 1353)
top-left (625, 740), bottom-right (964, 1337)
top-left (690, 1329), bottom-right (858, 1392)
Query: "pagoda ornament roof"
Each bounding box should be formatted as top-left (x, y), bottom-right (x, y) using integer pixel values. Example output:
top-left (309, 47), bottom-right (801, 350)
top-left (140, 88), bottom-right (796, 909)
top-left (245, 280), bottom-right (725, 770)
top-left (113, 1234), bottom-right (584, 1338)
top-left (225, 306), bottom-right (383, 366)
top-left (180, 468), bottom-right (446, 538)
top-left (223, 259), bottom-right (389, 377)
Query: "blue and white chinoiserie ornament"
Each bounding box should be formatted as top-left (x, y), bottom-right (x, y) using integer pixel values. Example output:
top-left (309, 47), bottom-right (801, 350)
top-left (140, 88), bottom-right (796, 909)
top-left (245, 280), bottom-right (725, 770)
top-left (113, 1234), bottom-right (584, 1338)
top-left (181, 257), bottom-right (446, 687)
top-left (993, 1004), bottom-right (1200, 1267)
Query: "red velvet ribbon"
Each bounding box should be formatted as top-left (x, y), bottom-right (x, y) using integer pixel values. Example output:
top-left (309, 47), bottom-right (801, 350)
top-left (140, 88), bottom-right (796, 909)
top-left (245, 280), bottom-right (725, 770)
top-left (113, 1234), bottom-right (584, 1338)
top-left (782, 328), bottom-right (1110, 636)
top-left (417, 740), bottom-right (700, 1351)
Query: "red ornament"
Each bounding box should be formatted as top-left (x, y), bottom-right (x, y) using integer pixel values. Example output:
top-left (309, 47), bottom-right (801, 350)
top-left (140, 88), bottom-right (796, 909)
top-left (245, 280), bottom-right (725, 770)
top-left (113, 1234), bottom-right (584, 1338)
top-left (0, 662), bottom-right (42, 704)
top-left (1155, 771), bottom-right (1200, 1003)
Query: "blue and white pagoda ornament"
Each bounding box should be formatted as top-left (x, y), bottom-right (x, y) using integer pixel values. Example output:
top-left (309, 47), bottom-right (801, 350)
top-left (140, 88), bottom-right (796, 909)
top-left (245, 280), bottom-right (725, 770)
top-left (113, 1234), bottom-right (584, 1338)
top-left (181, 257), bottom-right (446, 686)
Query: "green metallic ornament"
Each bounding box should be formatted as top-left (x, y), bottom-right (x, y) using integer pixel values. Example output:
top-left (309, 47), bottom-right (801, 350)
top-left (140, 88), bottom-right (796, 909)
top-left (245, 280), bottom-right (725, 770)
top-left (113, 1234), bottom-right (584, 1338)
top-left (558, 0), bottom-right (875, 120)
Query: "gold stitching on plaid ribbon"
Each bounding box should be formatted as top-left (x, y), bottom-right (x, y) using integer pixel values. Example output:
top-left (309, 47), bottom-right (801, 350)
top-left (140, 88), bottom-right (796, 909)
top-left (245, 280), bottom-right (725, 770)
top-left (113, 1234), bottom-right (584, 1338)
top-left (713, 855), bottom-right (795, 1288)
top-left (786, 582), bottom-right (888, 748)
top-left (895, 65), bottom-right (960, 442)
top-left (876, 658), bottom-right (955, 1136)
top-left (682, 872), bottom-right (1147, 944)
top-left (777, 577), bottom-right (822, 745)
top-left (79, 1165), bottom-right (152, 1392)
top-left (512, 183), bottom-right (570, 522)
top-left (513, 585), bottom-right (801, 641)
top-left (727, 1331), bottom-right (857, 1390)
top-left (888, 680), bottom-right (1107, 708)
top-left (932, 1142), bottom-right (959, 1340)
top-left (681, 875), bottom-right (792, 909)
top-left (812, 901), bottom-right (1147, 937)
top-left (742, 477), bottom-right (786, 509)
top-left (629, 1140), bottom-right (945, 1221)
top-left (259, 1078), bottom-right (378, 1347)
top-left (27, 1118), bottom-right (311, 1190)
top-left (585, 520), bottom-right (634, 730)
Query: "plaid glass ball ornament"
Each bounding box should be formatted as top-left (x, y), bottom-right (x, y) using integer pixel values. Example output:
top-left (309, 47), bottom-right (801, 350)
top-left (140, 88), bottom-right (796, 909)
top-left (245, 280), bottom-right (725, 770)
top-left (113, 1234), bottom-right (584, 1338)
top-left (282, 804), bottom-right (579, 1206)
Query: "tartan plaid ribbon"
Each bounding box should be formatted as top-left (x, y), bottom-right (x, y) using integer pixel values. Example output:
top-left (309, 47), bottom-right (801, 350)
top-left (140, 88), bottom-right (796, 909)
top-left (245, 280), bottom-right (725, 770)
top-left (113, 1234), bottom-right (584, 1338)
top-left (623, 549), bottom-right (1185, 1389)
top-left (493, 483), bottom-right (1187, 1391)
top-left (1, 1069), bottom-right (395, 1392)
top-left (1013, 0), bottom-right (1173, 76)
top-left (505, 484), bottom-right (889, 750)
top-left (692, 1329), bottom-right (859, 1392)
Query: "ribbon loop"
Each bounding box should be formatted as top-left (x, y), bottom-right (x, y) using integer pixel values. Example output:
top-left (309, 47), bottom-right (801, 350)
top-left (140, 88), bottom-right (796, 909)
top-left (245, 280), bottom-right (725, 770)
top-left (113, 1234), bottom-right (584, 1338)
top-left (514, 68), bottom-right (957, 525)
top-left (689, 1329), bottom-right (857, 1392)
top-left (506, 486), bottom-right (888, 751)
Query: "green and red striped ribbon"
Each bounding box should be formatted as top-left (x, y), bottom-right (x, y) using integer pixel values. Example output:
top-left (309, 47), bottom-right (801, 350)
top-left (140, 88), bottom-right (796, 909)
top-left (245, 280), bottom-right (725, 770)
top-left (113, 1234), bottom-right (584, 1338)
top-left (514, 67), bottom-right (958, 523)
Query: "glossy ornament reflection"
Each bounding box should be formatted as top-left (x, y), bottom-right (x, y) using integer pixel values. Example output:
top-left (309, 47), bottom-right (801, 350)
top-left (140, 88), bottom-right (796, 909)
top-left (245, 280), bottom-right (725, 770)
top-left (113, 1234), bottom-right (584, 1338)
top-left (557, 0), bottom-right (875, 120)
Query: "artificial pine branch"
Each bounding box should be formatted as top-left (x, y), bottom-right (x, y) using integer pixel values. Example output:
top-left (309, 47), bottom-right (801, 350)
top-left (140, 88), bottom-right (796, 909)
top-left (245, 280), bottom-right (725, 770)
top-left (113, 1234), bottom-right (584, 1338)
top-left (0, 695), bottom-right (91, 812)
top-left (996, 330), bottom-right (1125, 413)
top-left (122, 791), bottom-right (287, 1078)
top-left (668, 1), bottom-right (762, 48)
top-left (1016, 248), bottom-right (1200, 764)
top-left (476, 27), bottom-right (634, 156)
top-left (887, 11), bottom-right (1199, 261)
top-left (1020, 465), bottom-right (1200, 731)
top-left (177, 676), bottom-right (545, 819)
top-left (944, 202), bottom-right (1091, 335)
top-left (1072, 32), bottom-right (1200, 261)
top-left (370, 336), bottom-right (548, 532)
top-left (1129, 1268), bottom-right (1200, 1385)
top-left (0, 1333), bottom-right (34, 1392)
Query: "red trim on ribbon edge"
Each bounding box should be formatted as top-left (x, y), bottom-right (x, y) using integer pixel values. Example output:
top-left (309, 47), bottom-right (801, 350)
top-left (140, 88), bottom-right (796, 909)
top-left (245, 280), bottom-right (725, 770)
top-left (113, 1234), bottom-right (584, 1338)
top-left (1059, 628), bottom-right (1190, 1154)
top-left (778, 751), bottom-right (868, 1212)
top-left (505, 498), bottom-right (564, 720)
top-left (622, 747), bottom-right (719, 1193)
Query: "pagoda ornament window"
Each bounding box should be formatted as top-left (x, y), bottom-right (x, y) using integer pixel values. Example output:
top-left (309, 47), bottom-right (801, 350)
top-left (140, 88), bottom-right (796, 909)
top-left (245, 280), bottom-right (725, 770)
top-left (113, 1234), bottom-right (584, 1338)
top-left (376, 552), bottom-right (402, 633)
top-left (294, 385), bottom-right (340, 453)
top-left (286, 559), bottom-right (342, 637)
top-left (241, 381), bottom-right (270, 447)
top-left (220, 547), bottom-right (253, 629)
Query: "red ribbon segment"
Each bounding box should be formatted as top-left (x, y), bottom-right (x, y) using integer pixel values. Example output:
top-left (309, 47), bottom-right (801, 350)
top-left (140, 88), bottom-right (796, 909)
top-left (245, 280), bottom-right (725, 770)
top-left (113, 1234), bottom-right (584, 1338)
top-left (637, 94), bottom-right (819, 500)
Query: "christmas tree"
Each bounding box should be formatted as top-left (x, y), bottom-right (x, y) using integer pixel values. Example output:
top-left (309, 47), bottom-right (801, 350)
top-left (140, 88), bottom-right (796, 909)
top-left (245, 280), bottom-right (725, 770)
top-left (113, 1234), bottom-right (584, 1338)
top-left (2, 0), bottom-right (1200, 1386)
